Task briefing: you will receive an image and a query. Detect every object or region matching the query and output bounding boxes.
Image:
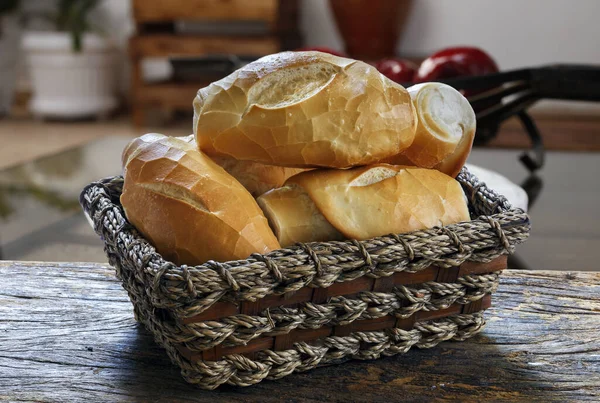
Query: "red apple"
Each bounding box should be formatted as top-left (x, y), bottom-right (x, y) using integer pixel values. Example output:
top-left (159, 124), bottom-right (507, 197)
top-left (375, 58), bottom-right (418, 83)
top-left (414, 46), bottom-right (499, 83)
top-left (295, 47), bottom-right (346, 57)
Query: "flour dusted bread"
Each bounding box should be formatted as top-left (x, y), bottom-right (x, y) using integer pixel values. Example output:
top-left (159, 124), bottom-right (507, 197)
top-left (121, 134), bottom-right (280, 265)
top-left (194, 51), bottom-right (417, 168)
top-left (383, 83), bottom-right (476, 177)
top-left (258, 164), bottom-right (470, 246)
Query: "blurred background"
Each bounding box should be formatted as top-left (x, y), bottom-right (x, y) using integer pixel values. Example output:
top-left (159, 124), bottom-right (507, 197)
top-left (0, 0), bottom-right (598, 269)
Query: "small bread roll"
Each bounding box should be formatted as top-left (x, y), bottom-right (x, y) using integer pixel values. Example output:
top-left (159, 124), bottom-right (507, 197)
top-left (258, 164), bottom-right (470, 247)
top-left (433, 118), bottom-right (476, 178)
top-left (121, 134), bottom-right (280, 265)
top-left (383, 82), bottom-right (476, 177)
top-left (194, 51), bottom-right (417, 168)
top-left (257, 184), bottom-right (344, 247)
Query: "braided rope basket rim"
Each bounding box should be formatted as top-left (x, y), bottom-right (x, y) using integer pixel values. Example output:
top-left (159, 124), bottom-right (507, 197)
top-left (80, 167), bottom-right (530, 389)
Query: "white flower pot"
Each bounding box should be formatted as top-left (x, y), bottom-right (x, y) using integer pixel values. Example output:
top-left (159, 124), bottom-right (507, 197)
top-left (22, 32), bottom-right (119, 119)
top-left (0, 13), bottom-right (20, 116)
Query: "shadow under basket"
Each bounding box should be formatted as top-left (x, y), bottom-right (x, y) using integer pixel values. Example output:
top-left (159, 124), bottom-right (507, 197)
top-left (80, 168), bottom-right (530, 390)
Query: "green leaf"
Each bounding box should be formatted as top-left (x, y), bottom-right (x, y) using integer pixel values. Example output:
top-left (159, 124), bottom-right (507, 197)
top-left (54, 0), bottom-right (100, 52)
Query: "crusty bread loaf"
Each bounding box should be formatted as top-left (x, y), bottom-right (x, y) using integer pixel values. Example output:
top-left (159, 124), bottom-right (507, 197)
top-left (258, 164), bottom-right (470, 246)
top-left (123, 133), bottom-right (303, 198)
top-left (121, 134), bottom-right (280, 265)
top-left (193, 51), bottom-right (417, 168)
top-left (383, 83), bottom-right (476, 177)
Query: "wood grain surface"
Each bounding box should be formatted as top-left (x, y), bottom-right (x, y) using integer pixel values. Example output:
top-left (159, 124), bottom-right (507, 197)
top-left (129, 35), bottom-right (280, 59)
top-left (132, 0), bottom-right (278, 24)
top-left (0, 261), bottom-right (598, 402)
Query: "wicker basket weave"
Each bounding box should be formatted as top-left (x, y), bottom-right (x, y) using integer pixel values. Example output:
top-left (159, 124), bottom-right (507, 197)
top-left (80, 168), bottom-right (530, 389)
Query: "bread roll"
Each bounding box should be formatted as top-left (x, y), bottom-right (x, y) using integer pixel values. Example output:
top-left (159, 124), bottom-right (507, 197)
top-left (124, 134), bottom-right (302, 197)
top-left (194, 51), bottom-right (417, 168)
top-left (257, 184), bottom-right (344, 247)
top-left (121, 134), bottom-right (280, 265)
top-left (210, 155), bottom-right (306, 197)
top-left (383, 82), bottom-right (476, 177)
top-left (433, 117), bottom-right (476, 178)
top-left (258, 164), bottom-right (470, 246)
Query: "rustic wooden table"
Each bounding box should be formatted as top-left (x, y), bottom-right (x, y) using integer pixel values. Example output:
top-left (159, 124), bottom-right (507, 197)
top-left (1, 261), bottom-right (598, 402)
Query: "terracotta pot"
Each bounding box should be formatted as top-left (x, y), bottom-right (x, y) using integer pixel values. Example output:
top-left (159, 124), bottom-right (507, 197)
top-left (329, 0), bottom-right (412, 60)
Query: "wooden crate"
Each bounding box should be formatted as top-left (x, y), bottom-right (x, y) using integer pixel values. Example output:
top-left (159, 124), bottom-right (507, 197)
top-left (132, 0), bottom-right (279, 25)
top-left (129, 0), bottom-right (300, 127)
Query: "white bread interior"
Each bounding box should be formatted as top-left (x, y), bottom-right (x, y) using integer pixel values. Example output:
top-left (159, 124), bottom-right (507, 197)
top-left (383, 82), bottom-right (476, 177)
top-left (121, 134), bottom-right (280, 265)
top-left (194, 51), bottom-right (417, 168)
top-left (259, 164), bottom-right (471, 245)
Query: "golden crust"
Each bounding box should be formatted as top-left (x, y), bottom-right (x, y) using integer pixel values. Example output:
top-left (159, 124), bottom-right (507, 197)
top-left (383, 83), bottom-right (476, 177)
top-left (433, 125), bottom-right (476, 178)
top-left (257, 184), bottom-right (344, 247)
top-left (121, 134), bottom-right (280, 265)
top-left (194, 51), bottom-right (417, 168)
top-left (288, 164), bottom-right (471, 241)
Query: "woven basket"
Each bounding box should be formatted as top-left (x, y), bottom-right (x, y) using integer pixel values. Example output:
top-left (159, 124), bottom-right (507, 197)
top-left (80, 168), bottom-right (530, 389)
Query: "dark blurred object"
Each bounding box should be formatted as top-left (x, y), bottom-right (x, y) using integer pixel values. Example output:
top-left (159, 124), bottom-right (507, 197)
top-left (170, 55), bottom-right (257, 82)
top-left (295, 46), bottom-right (345, 57)
top-left (0, 0), bottom-right (21, 117)
top-left (0, 0), bottom-right (19, 16)
top-left (375, 58), bottom-right (417, 83)
top-left (407, 65), bottom-right (600, 173)
top-left (130, 0), bottom-right (300, 127)
top-left (520, 174), bottom-right (543, 211)
top-left (329, 0), bottom-right (412, 60)
top-left (174, 20), bottom-right (269, 36)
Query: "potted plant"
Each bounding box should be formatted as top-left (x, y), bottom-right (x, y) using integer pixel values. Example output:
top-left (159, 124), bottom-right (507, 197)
top-left (22, 0), bottom-right (119, 119)
top-left (0, 0), bottom-right (21, 117)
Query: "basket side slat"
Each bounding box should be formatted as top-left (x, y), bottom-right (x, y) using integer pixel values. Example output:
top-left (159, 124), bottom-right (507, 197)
top-left (182, 256), bottom-right (505, 324)
top-left (181, 295), bottom-right (492, 362)
top-left (163, 270), bottom-right (501, 357)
